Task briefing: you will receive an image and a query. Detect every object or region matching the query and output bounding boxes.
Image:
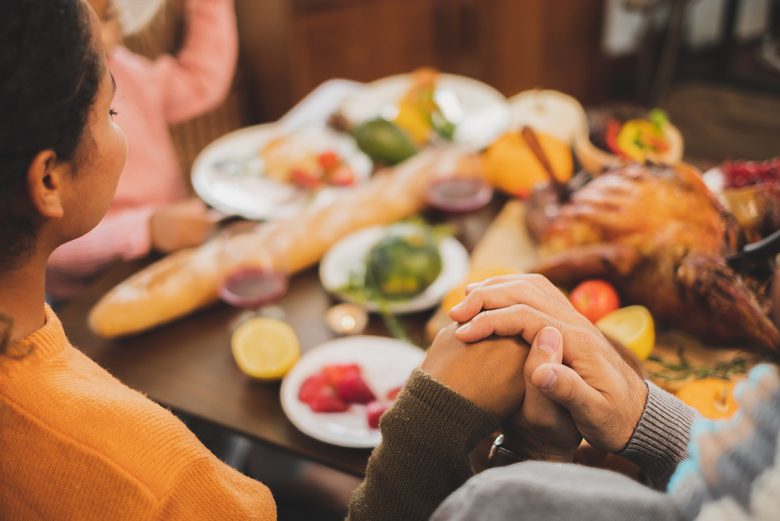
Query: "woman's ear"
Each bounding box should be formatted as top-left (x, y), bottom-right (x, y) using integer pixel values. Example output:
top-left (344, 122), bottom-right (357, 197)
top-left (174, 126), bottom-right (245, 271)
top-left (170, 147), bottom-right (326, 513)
top-left (26, 150), bottom-right (67, 219)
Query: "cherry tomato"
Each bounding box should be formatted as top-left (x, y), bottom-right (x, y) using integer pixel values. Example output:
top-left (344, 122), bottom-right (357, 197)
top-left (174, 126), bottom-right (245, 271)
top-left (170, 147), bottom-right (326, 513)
top-left (328, 166), bottom-right (356, 187)
top-left (317, 150), bottom-right (341, 171)
top-left (569, 279), bottom-right (620, 323)
top-left (291, 167), bottom-right (323, 189)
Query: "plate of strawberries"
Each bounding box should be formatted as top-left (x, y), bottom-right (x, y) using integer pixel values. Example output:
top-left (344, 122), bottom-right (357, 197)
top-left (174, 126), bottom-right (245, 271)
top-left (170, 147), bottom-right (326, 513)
top-left (280, 336), bottom-right (424, 448)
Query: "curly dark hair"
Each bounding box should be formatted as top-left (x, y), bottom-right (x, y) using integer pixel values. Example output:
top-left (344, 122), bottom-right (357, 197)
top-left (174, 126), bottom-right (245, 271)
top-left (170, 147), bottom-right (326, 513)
top-left (0, 0), bottom-right (103, 352)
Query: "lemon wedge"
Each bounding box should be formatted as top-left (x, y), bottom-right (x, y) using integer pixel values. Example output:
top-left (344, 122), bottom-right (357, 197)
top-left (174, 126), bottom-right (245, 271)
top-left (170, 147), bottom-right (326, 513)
top-left (596, 305), bottom-right (655, 360)
top-left (231, 318), bottom-right (300, 380)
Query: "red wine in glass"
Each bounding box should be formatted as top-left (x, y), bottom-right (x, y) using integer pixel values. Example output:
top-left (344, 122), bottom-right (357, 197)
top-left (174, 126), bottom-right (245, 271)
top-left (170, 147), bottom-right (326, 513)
top-left (425, 177), bottom-right (493, 214)
top-left (218, 268), bottom-right (289, 310)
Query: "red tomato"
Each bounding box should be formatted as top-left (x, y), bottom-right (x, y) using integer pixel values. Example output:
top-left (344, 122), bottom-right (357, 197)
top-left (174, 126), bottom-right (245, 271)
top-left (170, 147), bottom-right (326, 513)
top-left (291, 167), bottom-right (323, 189)
top-left (569, 279), bottom-right (620, 323)
top-left (328, 166), bottom-right (356, 187)
top-left (317, 150), bottom-right (341, 171)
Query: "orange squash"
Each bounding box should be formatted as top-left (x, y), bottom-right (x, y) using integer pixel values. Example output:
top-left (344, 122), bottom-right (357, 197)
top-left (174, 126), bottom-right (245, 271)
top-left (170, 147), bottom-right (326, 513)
top-left (675, 378), bottom-right (741, 419)
top-left (482, 131), bottom-right (573, 198)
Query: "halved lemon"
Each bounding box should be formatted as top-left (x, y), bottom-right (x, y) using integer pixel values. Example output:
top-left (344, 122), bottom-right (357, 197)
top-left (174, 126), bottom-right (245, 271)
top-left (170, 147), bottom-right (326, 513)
top-left (596, 305), bottom-right (655, 360)
top-left (231, 318), bottom-right (300, 380)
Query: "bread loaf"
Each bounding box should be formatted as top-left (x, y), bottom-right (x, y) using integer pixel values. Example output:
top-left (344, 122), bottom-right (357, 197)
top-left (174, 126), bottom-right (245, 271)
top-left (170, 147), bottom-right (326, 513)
top-left (89, 150), bottom-right (444, 337)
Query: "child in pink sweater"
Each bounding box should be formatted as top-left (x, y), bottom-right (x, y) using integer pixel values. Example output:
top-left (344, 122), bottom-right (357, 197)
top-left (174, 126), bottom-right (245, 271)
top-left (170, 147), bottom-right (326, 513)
top-left (47, 0), bottom-right (237, 297)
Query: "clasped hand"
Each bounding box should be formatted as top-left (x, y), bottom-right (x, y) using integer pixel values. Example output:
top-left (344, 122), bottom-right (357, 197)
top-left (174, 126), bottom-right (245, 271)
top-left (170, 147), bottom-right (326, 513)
top-left (422, 274), bottom-right (648, 462)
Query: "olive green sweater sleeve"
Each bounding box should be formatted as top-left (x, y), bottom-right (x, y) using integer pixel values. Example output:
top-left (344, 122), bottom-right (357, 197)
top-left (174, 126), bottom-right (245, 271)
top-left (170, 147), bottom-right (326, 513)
top-left (346, 368), bottom-right (500, 521)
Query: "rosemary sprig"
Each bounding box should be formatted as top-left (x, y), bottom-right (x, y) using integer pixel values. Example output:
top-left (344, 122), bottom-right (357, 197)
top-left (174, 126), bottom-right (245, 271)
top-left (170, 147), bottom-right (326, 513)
top-left (648, 346), bottom-right (748, 382)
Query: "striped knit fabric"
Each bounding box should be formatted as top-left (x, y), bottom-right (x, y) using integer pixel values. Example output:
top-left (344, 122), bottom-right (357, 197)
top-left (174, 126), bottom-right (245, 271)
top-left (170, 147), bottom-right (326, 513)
top-left (670, 364), bottom-right (780, 521)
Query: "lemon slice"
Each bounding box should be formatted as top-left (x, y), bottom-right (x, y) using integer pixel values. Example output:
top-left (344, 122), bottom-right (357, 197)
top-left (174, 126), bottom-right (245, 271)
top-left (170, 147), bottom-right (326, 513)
top-left (231, 318), bottom-right (300, 380)
top-left (596, 305), bottom-right (655, 360)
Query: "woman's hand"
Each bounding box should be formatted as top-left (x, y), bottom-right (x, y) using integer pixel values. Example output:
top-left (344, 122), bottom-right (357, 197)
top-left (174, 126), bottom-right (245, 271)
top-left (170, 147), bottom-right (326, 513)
top-left (502, 327), bottom-right (581, 462)
top-left (421, 323), bottom-right (530, 419)
top-left (449, 275), bottom-right (648, 453)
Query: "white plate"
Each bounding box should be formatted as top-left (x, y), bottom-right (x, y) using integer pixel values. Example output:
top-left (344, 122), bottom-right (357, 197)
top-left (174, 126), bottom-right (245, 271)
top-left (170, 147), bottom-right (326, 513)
top-left (340, 73), bottom-right (511, 151)
top-left (280, 336), bottom-right (424, 448)
top-left (319, 224), bottom-right (470, 314)
top-left (192, 126), bottom-right (372, 221)
top-left (702, 166), bottom-right (725, 194)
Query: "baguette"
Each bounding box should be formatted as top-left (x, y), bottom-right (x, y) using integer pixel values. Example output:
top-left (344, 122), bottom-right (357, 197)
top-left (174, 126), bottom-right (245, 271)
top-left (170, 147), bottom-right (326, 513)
top-left (89, 150), bottom-right (444, 338)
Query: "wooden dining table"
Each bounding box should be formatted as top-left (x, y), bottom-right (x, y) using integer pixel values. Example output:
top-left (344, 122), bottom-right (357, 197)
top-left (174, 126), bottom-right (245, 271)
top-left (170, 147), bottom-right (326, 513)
top-left (57, 204), bottom-right (501, 478)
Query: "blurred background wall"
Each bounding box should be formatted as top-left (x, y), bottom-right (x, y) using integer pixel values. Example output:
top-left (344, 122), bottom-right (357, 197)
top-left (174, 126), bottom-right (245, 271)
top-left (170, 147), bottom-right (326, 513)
top-left (123, 0), bottom-right (779, 167)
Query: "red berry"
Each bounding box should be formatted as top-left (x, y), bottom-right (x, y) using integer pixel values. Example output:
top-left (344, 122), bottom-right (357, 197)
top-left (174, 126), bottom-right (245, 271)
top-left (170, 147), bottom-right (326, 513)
top-left (366, 401), bottom-right (390, 429)
top-left (723, 157), bottom-right (780, 189)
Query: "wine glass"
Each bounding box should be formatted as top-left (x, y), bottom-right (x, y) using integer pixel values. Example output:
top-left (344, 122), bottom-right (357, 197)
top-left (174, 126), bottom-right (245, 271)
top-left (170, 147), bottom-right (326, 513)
top-left (425, 146), bottom-right (493, 214)
top-left (215, 222), bottom-right (289, 325)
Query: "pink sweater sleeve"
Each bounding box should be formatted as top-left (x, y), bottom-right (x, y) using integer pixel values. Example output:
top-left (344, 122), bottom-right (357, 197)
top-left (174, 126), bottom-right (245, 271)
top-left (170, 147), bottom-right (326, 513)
top-left (48, 206), bottom-right (155, 275)
top-left (151, 0), bottom-right (238, 124)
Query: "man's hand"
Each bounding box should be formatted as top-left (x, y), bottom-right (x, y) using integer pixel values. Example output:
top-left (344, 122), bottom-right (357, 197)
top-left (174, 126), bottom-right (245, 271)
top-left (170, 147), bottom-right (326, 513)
top-left (503, 327), bottom-right (581, 462)
top-left (449, 274), bottom-right (648, 453)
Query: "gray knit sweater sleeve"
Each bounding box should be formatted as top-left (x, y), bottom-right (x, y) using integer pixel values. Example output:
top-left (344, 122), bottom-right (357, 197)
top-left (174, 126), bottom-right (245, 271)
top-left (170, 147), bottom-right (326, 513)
top-left (430, 461), bottom-right (684, 521)
top-left (619, 381), bottom-right (699, 489)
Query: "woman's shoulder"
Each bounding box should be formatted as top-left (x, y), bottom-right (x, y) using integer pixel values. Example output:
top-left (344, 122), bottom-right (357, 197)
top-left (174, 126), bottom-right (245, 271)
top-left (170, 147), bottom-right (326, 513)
top-left (1, 341), bottom-right (211, 496)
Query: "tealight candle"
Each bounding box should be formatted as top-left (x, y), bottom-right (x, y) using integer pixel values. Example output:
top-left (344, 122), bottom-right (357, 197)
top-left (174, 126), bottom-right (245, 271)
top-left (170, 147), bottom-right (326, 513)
top-left (325, 304), bottom-right (368, 336)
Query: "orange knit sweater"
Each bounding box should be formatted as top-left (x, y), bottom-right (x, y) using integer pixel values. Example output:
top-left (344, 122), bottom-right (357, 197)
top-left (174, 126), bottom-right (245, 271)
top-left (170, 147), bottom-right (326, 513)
top-left (0, 306), bottom-right (276, 520)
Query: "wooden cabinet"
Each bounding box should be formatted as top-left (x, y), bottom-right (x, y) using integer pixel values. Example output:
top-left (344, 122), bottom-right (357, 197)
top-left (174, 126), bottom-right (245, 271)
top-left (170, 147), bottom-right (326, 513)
top-left (236, 0), bottom-right (606, 121)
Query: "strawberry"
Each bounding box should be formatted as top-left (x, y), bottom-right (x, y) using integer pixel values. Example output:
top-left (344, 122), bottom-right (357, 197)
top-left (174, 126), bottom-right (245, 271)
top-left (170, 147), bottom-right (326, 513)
top-left (309, 385), bottom-right (349, 413)
top-left (366, 401), bottom-right (390, 429)
top-left (335, 373), bottom-right (376, 404)
top-left (323, 363), bottom-right (362, 387)
top-left (386, 386), bottom-right (403, 401)
top-left (298, 372), bottom-right (328, 404)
